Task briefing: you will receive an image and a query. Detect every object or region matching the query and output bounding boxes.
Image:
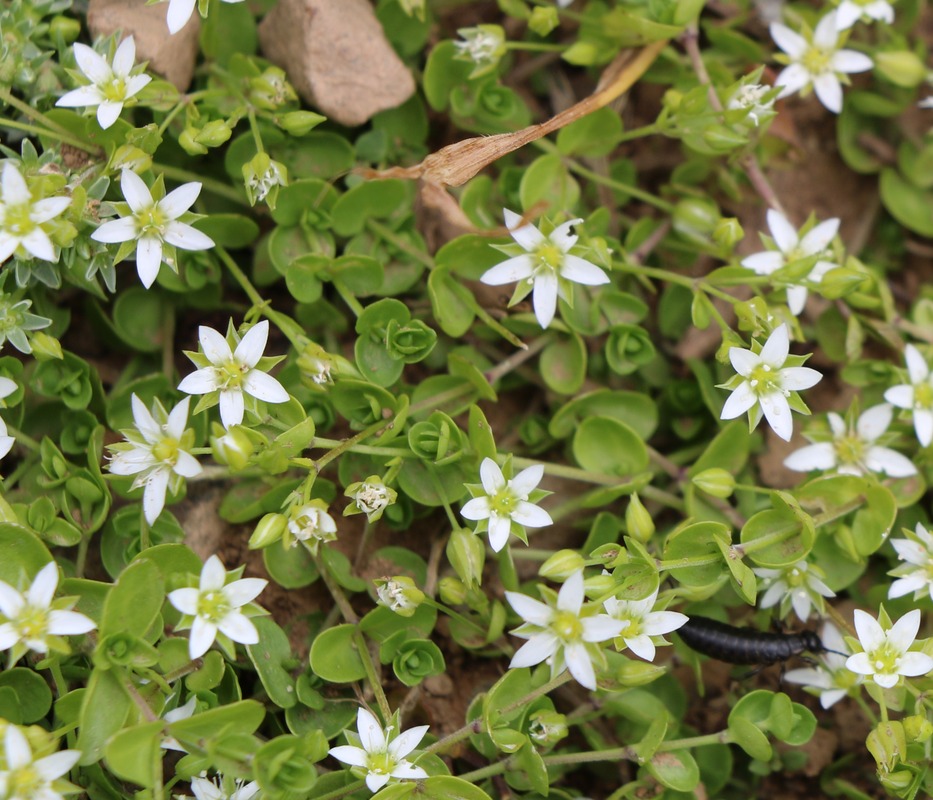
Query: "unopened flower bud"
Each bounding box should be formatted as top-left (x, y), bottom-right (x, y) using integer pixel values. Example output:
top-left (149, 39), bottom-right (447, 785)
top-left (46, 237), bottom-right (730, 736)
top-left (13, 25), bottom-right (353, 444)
top-left (211, 424), bottom-right (255, 470)
top-left (692, 468), bottom-right (736, 498)
top-left (345, 476), bottom-right (397, 523)
top-left (438, 576), bottom-right (468, 606)
top-left (110, 146), bottom-right (151, 174)
top-left (194, 119), bottom-right (233, 148)
top-left (713, 217), bottom-right (744, 250)
top-left (249, 512), bottom-right (288, 549)
top-left (584, 571), bottom-right (616, 597)
top-left (50, 16), bottom-right (82, 43)
top-left (284, 499), bottom-right (337, 553)
top-left (297, 342), bottom-right (335, 390)
top-left (278, 110), bottom-right (326, 136)
top-left (178, 128), bottom-right (208, 156)
top-left (29, 332), bottom-right (63, 361)
top-left (540, 549), bottom-right (585, 581)
top-left (243, 152), bottom-right (287, 208)
top-left (375, 576), bottom-right (425, 617)
top-left (903, 714), bottom-right (933, 744)
top-left (881, 771), bottom-right (913, 792)
top-left (673, 197), bottom-right (721, 244)
top-left (874, 51), bottom-right (926, 88)
top-left (528, 710), bottom-right (568, 746)
top-left (617, 657), bottom-right (667, 686)
top-left (528, 7), bottom-right (559, 36)
top-left (447, 528), bottom-right (485, 588)
top-left (625, 494), bottom-right (655, 543)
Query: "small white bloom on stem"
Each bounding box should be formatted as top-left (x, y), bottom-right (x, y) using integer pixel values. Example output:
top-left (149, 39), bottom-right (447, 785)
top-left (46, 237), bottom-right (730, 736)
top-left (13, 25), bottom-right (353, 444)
top-left (884, 344), bottom-right (933, 447)
top-left (167, 555), bottom-right (267, 659)
top-left (345, 476), bottom-right (398, 523)
top-left (286, 500), bottom-right (337, 552)
top-left (603, 588), bottom-right (688, 662)
top-left (190, 774), bottom-right (260, 800)
top-left (177, 320), bottom-right (289, 429)
top-left (719, 324), bottom-right (822, 442)
top-left (835, 0), bottom-right (894, 30)
top-left (328, 707), bottom-right (429, 793)
top-left (888, 523), bottom-right (933, 601)
top-left (785, 623), bottom-right (861, 708)
top-left (91, 170), bottom-right (214, 288)
top-left (0, 163), bottom-right (71, 264)
top-left (845, 608), bottom-right (933, 689)
top-left (741, 210), bottom-right (840, 315)
top-left (0, 562), bottom-right (96, 665)
top-left (505, 570), bottom-right (625, 690)
top-left (55, 37), bottom-right (151, 129)
top-left (461, 457), bottom-right (552, 552)
top-left (107, 394), bottom-right (202, 524)
top-left (754, 560), bottom-right (835, 621)
top-left (784, 404), bottom-right (917, 477)
top-left (480, 209), bottom-right (609, 329)
top-left (0, 725), bottom-right (81, 800)
top-left (726, 83), bottom-right (776, 126)
top-left (771, 13), bottom-right (873, 113)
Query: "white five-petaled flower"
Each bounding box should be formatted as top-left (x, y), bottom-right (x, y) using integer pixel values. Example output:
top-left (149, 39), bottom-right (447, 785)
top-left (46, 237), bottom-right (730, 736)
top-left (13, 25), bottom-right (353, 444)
top-left (91, 169), bottom-right (215, 289)
top-left (107, 394), bottom-right (202, 524)
top-left (0, 725), bottom-right (81, 800)
top-left (167, 555), bottom-right (267, 659)
top-left (0, 376), bottom-right (17, 461)
top-left (845, 608), bottom-right (933, 689)
top-left (835, 0), bottom-right (894, 30)
top-left (884, 344), bottom-right (933, 447)
top-left (753, 560), bottom-right (836, 622)
top-left (55, 37), bottom-right (151, 130)
top-left (771, 13), bottom-right (873, 113)
top-left (719, 324), bottom-right (823, 442)
top-left (286, 501), bottom-right (337, 552)
top-left (460, 457), bottom-right (553, 553)
top-left (189, 774), bottom-right (261, 800)
top-left (784, 404), bottom-right (917, 478)
top-left (480, 209), bottom-right (610, 329)
top-left (785, 623), bottom-right (862, 709)
top-left (0, 162), bottom-right (71, 265)
top-left (177, 320), bottom-right (289, 429)
top-left (505, 570), bottom-right (626, 690)
top-left (726, 83), bottom-right (777, 126)
top-left (888, 523), bottom-right (933, 601)
top-left (603, 588), bottom-right (688, 662)
top-left (0, 562), bottom-right (96, 665)
top-left (741, 210), bottom-right (840, 315)
top-left (328, 707), bottom-right (429, 793)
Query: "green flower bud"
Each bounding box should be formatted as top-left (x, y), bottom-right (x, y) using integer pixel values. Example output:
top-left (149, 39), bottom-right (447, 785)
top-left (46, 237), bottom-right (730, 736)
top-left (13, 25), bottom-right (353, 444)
top-left (733, 297), bottom-right (771, 333)
top-left (867, 719), bottom-right (906, 774)
top-left (243, 152), bottom-right (287, 208)
top-left (277, 110), bottom-right (326, 136)
top-left (29, 332), bottom-right (63, 361)
top-left (875, 51), bottom-right (927, 88)
top-left (178, 128), bottom-right (208, 156)
top-left (617, 657), bottom-right (667, 686)
top-left (110, 146), bottom-right (152, 174)
top-left (692, 468), bottom-right (736, 498)
top-left (210, 424), bottom-right (255, 470)
top-left (673, 197), bottom-right (721, 243)
top-left (249, 512), bottom-right (288, 549)
top-left (529, 7), bottom-right (559, 36)
top-left (344, 476), bottom-right (397, 523)
top-left (194, 119), bottom-right (233, 148)
top-left (375, 576), bottom-right (425, 617)
top-left (446, 528), bottom-right (485, 588)
top-left (50, 16), bottom-right (82, 43)
top-left (589, 543), bottom-right (626, 568)
top-left (701, 124), bottom-right (748, 154)
top-left (249, 67), bottom-right (297, 110)
top-left (528, 710), bottom-right (568, 746)
top-left (625, 493), bottom-right (655, 543)
top-left (903, 715), bottom-right (933, 744)
top-left (438, 576), bottom-right (468, 606)
top-left (539, 549), bottom-right (586, 581)
top-left (880, 771), bottom-right (913, 792)
top-left (818, 267), bottom-right (869, 299)
top-left (585, 571), bottom-right (616, 597)
top-left (296, 341), bottom-right (335, 390)
top-left (713, 217), bottom-right (744, 250)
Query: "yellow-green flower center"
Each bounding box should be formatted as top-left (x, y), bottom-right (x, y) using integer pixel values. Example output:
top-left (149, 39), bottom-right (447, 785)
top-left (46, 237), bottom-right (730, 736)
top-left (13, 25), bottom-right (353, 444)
top-left (785, 567), bottom-right (805, 588)
top-left (870, 643), bottom-right (902, 676)
top-left (102, 77), bottom-right (127, 103)
top-left (218, 360), bottom-right (248, 390)
top-left (534, 242), bottom-right (563, 272)
top-left (551, 610), bottom-right (583, 642)
top-left (801, 47), bottom-right (832, 76)
top-left (7, 764), bottom-right (43, 800)
top-left (196, 590), bottom-right (230, 623)
top-left (367, 751), bottom-right (392, 775)
top-left (137, 206), bottom-right (167, 237)
top-left (915, 382), bottom-right (933, 410)
top-left (15, 603), bottom-right (49, 642)
top-left (748, 363), bottom-right (781, 395)
top-left (834, 434), bottom-right (865, 466)
top-left (152, 437), bottom-right (180, 465)
top-left (490, 487), bottom-right (518, 516)
top-left (3, 203), bottom-right (35, 237)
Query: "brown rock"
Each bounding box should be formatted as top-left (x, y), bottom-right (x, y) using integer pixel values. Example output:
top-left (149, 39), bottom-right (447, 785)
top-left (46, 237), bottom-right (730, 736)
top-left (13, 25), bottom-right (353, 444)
top-left (258, 0), bottom-right (415, 127)
top-left (87, 0), bottom-right (200, 92)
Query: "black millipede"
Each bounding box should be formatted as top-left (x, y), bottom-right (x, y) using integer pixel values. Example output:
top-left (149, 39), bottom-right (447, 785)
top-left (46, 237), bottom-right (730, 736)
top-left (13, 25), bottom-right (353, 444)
top-left (677, 615), bottom-right (832, 665)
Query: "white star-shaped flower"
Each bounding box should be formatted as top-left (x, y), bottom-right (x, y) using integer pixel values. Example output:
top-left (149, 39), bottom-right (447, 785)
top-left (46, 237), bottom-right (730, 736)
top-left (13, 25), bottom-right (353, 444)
top-left (754, 559), bottom-right (836, 621)
top-left (480, 209), bottom-right (610, 329)
top-left (107, 394), bottom-right (202, 524)
top-left (719, 324), bottom-right (823, 442)
top-left (771, 12), bottom-right (873, 113)
top-left (177, 320), bottom-right (290, 429)
top-left (785, 623), bottom-right (862, 708)
top-left (167, 555), bottom-right (267, 659)
top-left (91, 169), bottom-right (215, 288)
top-left (190, 774), bottom-right (260, 800)
top-left (603, 588), bottom-right (688, 662)
top-left (741, 210), bottom-right (840, 315)
top-left (0, 562), bottom-right (96, 665)
top-left (0, 162), bottom-right (71, 264)
top-left (460, 457), bottom-right (553, 552)
top-left (726, 83), bottom-right (777, 126)
top-left (835, 0), bottom-right (894, 30)
top-left (328, 707), bottom-right (429, 793)
top-left (884, 344), bottom-right (933, 447)
top-left (55, 37), bottom-right (152, 129)
top-left (506, 570), bottom-right (626, 690)
top-left (0, 725), bottom-right (81, 800)
top-left (888, 523), bottom-right (933, 602)
top-left (286, 500), bottom-right (337, 552)
top-left (784, 404), bottom-right (916, 477)
top-left (845, 608), bottom-right (933, 689)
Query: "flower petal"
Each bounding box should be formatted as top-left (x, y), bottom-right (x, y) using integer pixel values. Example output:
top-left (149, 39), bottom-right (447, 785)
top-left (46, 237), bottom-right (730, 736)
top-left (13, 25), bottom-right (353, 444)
top-left (644, 610), bottom-right (689, 636)
top-left (560, 254), bottom-right (609, 286)
top-left (388, 725), bottom-right (429, 759)
top-left (460, 497), bottom-right (490, 522)
top-left (200, 555), bottom-right (227, 591)
top-left (73, 43), bottom-right (113, 84)
top-left (328, 745), bottom-right (368, 768)
top-left (741, 251), bottom-right (784, 275)
top-left (509, 633), bottom-right (559, 667)
top-left (625, 633), bottom-right (656, 662)
top-left (548, 218), bottom-right (583, 251)
top-left (532, 269), bottom-right (559, 329)
top-left (759, 325), bottom-right (790, 367)
top-left (780, 366), bottom-right (823, 391)
top-left (914, 409), bottom-right (933, 447)
top-left (767, 211), bottom-right (799, 254)
top-left (864, 446), bottom-right (916, 477)
top-left (831, 50), bottom-right (873, 74)
top-left (510, 501), bottom-right (553, 529)
top-left (224, 577), bottom-right (267, 607)
top-left (357, 707), bottom-right (387, 753)
top-left (143, 466), bottom-right (170, 523)
top-left (720, 381), bottom-right (757, 420)
top-left (242, 370), bottom-right (289, 403)
top-left (505, 592), bottom-right (554, 627)
top-left (886, 609), bottom-right (921, 652)
top-left (233, 320), bottom-right (269, 368)
top-left (112, 36), bottom-right (137, 76)
top-left (581, 615), bottom-right (626, 642)
top-left (188, 616), bottom-right (217, 659)
top-left (510, 464), bottom-right (544, 496)
top-left (564, 641), bottom-right (596, 689)
top-left (853, 609), bottom-right (886, 651)
top-left (55, 85), bottom-right (106, 108)
top-left (812, 72), bottom-right (843, 114)
top-left (178, 366), bottom-right (220, 395)
top-left (96, 100), bottom-right (124, 130)
top-left (504, 208), bottom-right (545, 251)
top-left (480, 254), bottom-right (535, 286)
top-left (775, 64), bottom-right (812, 97)
top-left (813, 12), bottom-right (840, 48)
top-left (217, 610), bottom-right (259, 645)
top-left (799, 218), bottom-right (840, 255)
top-left (91, 217), bottom-right (138, 244)
top-left (784, 443), bottom-right (836, 472)
top-left (20, 228), bottom-right (56, 262)
top-left (557, 570), bottom-right (585, 614)
top-left (160, 182), bottom-right (202, 220)
top-left (1, 163), bottom-right (31, 205)
top-left (167, 587), bottom-right (199, 615)
top-left (166, 0), bottom-right (198, 33)
top-left (120, 169), bottom-right (154, 213)
top-left (479, 458), bottom-right (506, 494)
top-left (162, 221), bottom-right (215, 252)
top-left (47, 609), bottom-right (96, 636)
top-left (760, 390), bottom-right (793, 441)
top-left (770, 23), bottom-right (808, 58)
top-left (897, 652), bottom-right (933, 677)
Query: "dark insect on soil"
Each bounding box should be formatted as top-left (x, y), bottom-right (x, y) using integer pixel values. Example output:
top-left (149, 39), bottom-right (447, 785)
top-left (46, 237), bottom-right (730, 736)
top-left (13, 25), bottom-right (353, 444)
top-left (677, 615), bottom-right (831, 665)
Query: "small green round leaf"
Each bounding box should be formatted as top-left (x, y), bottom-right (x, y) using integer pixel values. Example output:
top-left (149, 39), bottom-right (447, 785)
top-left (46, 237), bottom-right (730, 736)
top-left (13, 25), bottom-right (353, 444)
top-left (309, 624), bottom-right (366, 683)
top-left (572, 417), bottom-right (649, 476)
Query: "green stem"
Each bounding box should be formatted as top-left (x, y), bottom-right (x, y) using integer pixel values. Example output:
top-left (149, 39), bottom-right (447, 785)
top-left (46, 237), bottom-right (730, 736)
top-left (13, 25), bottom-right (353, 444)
top-left (353, 629), bottom-right (392, 722)
top-left (247, 109), bottom-right (265, 154)
top-left (0, 117), bottom-right (97, 152)
top-left (312, 415), bottom-right (402, 473)
top-left (154, 163), bottom-right (251, 207)
top-left (506, 41), bottom-right (567, 52)
top-left (0, 88), bottom-right (101, 153)
top-left (5, 425), bottom-right (41, 452)
top-left (334, 279), bottom-right (365, 317)
top-left (616, 123), bottom-right (661, 143)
